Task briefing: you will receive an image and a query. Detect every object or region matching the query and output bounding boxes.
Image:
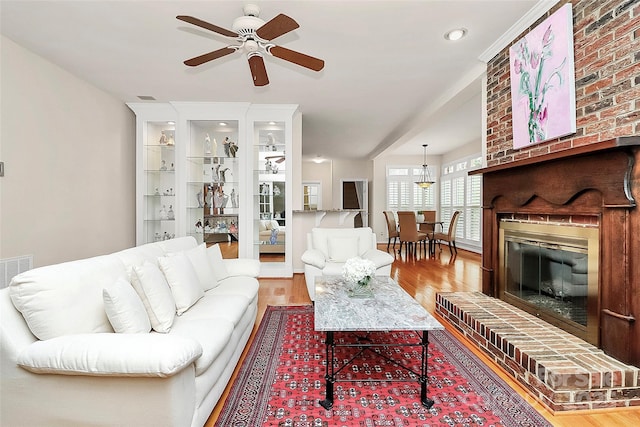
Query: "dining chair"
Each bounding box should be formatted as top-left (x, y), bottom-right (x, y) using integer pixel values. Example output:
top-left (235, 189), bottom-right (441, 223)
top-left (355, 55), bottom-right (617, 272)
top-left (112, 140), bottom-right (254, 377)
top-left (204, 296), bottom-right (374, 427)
top-left (433, 210), bottom-right (461, 255)
top-left (418, 210), bottom-right (440, 255)
top-left (383, 211), bottom-right (399, 251)
top-left (397, 211), bottom-right (428, 256)
top-left (422, 210), bottom-right (436, 223)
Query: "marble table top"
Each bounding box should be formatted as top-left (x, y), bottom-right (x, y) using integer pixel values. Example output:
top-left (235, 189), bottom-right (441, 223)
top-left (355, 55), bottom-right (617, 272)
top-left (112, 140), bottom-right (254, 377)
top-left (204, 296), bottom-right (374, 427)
top-left (314, 276), bottom-right (444, 332)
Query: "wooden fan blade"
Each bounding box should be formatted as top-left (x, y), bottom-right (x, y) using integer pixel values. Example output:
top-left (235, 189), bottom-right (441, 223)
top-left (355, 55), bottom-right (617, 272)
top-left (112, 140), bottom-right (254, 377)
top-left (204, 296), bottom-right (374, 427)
top-left (177, 15), bottom-right (238, 38)
top-left (184, 47), bottom-right (237, 66)
top-left (255, 13), bottom-right (299, 41)
top-left (248, 55), bottom-right (269, 86)
top-left (268, 45), bottom-right (325, 71)
top-left (276, 157), bottom-right (285, 164)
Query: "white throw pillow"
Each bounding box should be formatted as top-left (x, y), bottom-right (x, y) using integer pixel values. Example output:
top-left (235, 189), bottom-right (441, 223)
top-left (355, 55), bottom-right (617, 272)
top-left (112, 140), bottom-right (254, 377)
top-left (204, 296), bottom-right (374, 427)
top-left (103, 277), bottom-right (151, 334)
top-left (206, 244), bottom-right (230, 281)
top-left (158, 253), bottom-right (204, 315)
top-left (328, 237), bottom-right (360, 262)
top-left (131, 261), bottom-right (176, 333)
top-left (183, 243), bottom-right (218, 291)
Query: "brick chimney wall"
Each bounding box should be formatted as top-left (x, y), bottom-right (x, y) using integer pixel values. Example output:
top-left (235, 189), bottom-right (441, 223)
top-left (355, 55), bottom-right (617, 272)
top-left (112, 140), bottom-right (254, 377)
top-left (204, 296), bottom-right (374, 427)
top-left (485, 0), bottom-right (640, 167)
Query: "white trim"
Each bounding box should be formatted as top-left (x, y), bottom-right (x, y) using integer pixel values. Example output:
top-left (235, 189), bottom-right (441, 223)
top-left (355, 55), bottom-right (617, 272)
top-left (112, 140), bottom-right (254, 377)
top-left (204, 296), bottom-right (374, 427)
top-left (479, 0), bottom-right (561, 63)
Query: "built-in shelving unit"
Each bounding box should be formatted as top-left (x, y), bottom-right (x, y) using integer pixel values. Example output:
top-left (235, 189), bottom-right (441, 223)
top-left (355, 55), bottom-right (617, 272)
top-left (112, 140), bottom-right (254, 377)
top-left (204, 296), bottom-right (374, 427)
top-left (128, 102), bottom-right (300, 277)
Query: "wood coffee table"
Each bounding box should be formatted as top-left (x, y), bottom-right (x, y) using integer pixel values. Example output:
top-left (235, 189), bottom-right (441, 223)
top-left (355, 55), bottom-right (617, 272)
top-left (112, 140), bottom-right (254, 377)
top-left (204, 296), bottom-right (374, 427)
top-left (314, 275), bottom-right (444, 410)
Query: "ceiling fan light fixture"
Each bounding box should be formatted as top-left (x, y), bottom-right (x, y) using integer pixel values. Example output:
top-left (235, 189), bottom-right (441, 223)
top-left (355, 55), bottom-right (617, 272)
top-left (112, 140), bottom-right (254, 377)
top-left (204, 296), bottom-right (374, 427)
top-left (178, 6), bottom-right (324, 87)
top-left (415, 144), bottom-right (435, 188)
top-left (245, 39), bottom-right (259, 53)
top-left (444, 28), bottom-right (467, 41)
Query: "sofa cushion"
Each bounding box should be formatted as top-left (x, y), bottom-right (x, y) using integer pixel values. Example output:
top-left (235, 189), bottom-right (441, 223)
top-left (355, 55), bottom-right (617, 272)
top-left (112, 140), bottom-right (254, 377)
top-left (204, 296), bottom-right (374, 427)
top-left (17, 333), bottom-right (202, 377)
top-left (9, 255), bottom-right (127, 340)
top-left (206, 244), bottom-right (230, 281)
top-left (209, 276), bottom-right (260, 304)
top-left (131, 261), bottom-right (175, 333)
top-left (180, 293), bottom-right (249, 327)
top-left (158, 253), bottom-right (204, 316)
top-left (182, 243), bottom-right (218, 291)
top-left (169, 317), bottom-right (234, 376)
top-left (328, 236), bottom-right (360, 262)
top-left (103, 277), bottom-right (151, 334)
top-left (311, 227), bottom-right (375, 259)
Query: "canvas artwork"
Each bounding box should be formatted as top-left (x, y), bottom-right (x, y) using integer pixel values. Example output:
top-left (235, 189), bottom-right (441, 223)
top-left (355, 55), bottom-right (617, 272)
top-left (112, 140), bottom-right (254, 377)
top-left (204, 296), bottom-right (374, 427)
top-left (509, 3), bottom-right (576, 149)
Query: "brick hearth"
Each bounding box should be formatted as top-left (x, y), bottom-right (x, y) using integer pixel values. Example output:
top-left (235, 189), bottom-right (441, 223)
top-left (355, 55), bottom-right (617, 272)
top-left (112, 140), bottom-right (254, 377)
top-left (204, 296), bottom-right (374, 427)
top-left (435, 292), bottom-right (640, 412)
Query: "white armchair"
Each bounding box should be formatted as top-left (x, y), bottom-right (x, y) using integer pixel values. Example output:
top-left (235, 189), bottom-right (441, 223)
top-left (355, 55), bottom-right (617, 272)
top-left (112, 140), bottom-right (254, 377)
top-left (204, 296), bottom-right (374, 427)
top-left (301, 227), bottom-right (394, 300)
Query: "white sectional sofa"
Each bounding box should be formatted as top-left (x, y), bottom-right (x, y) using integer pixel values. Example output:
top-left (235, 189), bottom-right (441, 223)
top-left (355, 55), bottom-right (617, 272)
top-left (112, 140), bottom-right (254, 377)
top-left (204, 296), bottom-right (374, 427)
top-left (0, 236), bottom-right (260, 427)
top-left (301, 227), bottom-right (394, 300)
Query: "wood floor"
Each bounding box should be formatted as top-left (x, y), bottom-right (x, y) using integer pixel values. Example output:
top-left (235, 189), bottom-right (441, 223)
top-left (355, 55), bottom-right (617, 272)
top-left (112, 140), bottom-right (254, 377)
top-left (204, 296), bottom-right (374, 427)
top-left (206, 243), bottom-right (640, 427)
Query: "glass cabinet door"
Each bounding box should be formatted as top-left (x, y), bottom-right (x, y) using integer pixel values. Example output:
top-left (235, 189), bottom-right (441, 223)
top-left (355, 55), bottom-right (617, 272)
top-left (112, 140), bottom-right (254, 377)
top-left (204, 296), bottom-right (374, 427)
top-left (186, 120), bottom-right (240, 252)
top-left (143, 121), bottom-right (176, 243)
top-left (253, 123), bottom-right (286, 262)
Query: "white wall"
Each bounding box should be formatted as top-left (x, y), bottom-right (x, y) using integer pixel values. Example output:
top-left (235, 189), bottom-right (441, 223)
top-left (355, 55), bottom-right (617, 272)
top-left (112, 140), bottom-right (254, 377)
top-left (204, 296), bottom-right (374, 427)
top-left (442, 140), bottom-right (481, 164)
top-left (0, 36), bottom-right (136, 267)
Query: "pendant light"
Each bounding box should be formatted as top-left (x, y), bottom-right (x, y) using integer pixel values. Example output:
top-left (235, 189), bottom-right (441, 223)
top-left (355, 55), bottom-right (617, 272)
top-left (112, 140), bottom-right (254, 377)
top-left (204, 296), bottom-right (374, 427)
top-left (415, 144), bottom-right (435, 188)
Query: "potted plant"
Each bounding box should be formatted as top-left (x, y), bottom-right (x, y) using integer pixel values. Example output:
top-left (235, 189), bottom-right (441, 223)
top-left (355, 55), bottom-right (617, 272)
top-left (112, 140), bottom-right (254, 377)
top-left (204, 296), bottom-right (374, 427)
top-left (416, 211), bottom-right (425, 223)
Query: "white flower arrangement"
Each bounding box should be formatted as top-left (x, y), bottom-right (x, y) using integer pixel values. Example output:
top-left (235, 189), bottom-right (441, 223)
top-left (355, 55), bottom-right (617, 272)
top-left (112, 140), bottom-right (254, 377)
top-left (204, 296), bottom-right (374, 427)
top-left (342, 257), bottom-right (376, 285)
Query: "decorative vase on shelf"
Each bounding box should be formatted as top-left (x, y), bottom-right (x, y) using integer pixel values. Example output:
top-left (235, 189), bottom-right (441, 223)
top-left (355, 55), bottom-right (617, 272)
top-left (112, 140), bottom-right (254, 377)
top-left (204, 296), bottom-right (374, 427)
top-left (204, 133), bottom-right (212, 154)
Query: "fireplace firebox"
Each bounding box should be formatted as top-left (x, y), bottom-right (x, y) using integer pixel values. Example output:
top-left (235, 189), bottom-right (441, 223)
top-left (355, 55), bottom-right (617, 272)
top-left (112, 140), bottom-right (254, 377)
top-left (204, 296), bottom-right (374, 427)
top-left (499, 221), bottom-right (599, 344)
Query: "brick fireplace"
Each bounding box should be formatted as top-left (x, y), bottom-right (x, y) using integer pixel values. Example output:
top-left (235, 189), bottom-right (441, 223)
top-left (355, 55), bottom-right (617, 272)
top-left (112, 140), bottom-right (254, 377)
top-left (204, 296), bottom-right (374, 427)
top-left (473, 137), bottom-right (640, 366)
top-left (451, 0), bottom-right (640, 410)
top-left (479, 0), bottom-right (639, 366)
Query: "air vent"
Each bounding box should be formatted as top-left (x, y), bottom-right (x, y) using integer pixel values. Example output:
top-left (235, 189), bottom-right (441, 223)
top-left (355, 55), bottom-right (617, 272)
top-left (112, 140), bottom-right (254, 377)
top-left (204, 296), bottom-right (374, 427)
top-left (137, 95), bottom-right (156, 101)
top-left (1, 255), bottom-right (33, 289)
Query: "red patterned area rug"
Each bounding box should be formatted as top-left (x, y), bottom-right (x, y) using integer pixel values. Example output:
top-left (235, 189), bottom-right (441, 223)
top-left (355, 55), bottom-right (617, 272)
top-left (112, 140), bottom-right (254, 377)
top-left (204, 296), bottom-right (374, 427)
top-left (215, 305), bottom-right (551, 427)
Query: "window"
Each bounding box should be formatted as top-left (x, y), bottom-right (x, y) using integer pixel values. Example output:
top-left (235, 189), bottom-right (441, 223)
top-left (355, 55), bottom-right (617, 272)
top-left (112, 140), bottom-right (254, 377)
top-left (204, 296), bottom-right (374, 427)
top-left (440, 154), bottom-right (482, 250)
top-left (302, 182), bottom-right (321, 210)
top-left (387, 166), bottom-right (436, 212)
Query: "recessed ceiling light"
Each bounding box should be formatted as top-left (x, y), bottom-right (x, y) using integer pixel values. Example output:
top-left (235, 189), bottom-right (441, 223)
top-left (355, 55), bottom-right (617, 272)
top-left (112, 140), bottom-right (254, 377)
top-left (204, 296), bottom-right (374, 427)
top-left (167, 121), bottom-right (175, 125)
top-left (268, 121), bottom-right (276, 125)
top-left (444, 28), bottom-right (467, 41)
top-left (219, 122), bottom-right (227, 126)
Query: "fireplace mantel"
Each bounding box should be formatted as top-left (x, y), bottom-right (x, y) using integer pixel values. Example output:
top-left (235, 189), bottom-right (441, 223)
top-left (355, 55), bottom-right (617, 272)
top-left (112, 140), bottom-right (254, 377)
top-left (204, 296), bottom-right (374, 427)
top-left (473, 136), bottom-right (640, 366)
top-left (472, 136), bottom-right (639, 208)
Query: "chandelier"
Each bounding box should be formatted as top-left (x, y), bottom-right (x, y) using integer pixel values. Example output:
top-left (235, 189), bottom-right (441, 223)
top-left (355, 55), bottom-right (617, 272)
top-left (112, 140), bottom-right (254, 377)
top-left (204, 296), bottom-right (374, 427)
top-left (415, 144), bottom-right (435, 188)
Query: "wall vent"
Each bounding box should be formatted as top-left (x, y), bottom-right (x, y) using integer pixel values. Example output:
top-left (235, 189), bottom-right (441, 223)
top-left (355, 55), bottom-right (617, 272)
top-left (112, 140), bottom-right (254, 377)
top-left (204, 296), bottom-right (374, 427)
top-left (0, 255), bottom-right (33, 289)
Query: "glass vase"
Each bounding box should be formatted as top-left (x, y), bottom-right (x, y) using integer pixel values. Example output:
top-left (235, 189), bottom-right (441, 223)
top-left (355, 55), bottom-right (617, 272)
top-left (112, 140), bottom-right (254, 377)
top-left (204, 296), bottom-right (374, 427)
top-left (348, 276), bottom-right (374, 298)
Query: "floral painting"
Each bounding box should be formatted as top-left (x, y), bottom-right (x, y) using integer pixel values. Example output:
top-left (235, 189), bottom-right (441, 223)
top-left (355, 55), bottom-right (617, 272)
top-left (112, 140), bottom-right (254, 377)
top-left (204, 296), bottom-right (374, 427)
top-left (509, 4), bottom-right (576, 149)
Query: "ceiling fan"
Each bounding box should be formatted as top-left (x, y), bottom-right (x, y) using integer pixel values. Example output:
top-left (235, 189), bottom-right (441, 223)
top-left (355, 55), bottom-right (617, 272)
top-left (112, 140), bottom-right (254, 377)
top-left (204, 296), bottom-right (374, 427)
top-left (177, 4), bottom-right (325, 86)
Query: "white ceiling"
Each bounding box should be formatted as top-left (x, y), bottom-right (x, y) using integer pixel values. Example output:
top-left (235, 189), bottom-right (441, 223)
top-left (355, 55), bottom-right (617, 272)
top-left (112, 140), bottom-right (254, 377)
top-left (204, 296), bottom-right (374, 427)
top-left (0, 0), bottom-right (548, 161)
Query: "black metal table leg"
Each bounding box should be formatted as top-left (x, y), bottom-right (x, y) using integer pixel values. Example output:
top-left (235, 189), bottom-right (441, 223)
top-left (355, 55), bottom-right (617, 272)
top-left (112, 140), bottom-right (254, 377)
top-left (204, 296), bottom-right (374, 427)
top-left (420, 330), bottom-right (434, 408)
top-left (320, 331), bottom-right (335, 410)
